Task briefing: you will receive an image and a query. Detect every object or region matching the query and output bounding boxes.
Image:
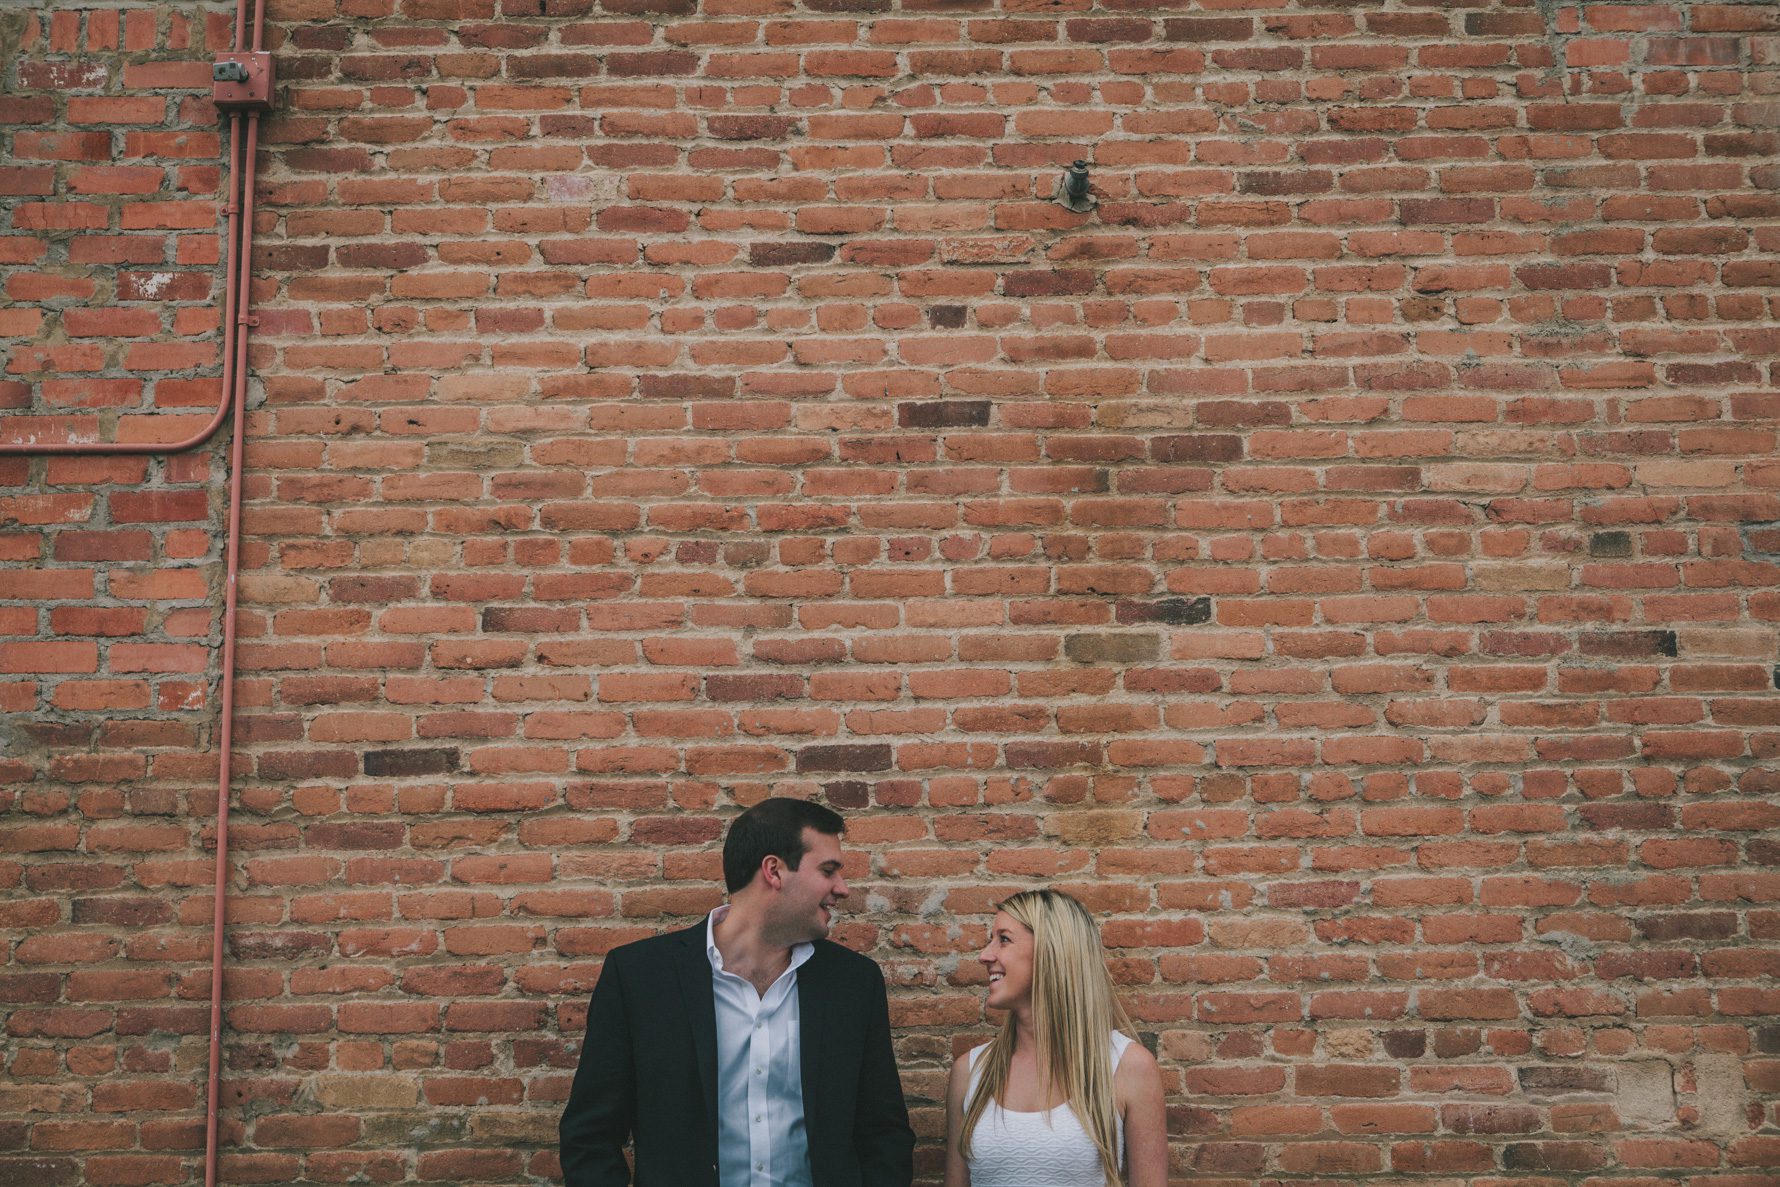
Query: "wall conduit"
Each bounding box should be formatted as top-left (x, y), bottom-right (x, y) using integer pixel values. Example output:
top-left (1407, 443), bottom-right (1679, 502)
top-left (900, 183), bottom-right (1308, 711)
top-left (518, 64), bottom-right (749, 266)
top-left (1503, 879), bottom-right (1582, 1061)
top-left (0, 0), bottom-right (271, 1182)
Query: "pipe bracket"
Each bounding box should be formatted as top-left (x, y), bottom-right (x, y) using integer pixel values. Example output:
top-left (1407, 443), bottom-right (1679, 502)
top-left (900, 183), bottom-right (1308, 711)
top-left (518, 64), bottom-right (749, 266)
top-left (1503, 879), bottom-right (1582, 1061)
top-left (212, 52), bottom-right (276, 113)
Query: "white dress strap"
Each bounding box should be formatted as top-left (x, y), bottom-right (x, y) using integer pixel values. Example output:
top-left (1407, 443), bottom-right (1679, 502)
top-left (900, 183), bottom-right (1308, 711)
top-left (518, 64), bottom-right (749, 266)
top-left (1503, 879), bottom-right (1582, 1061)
top-left (1109, 1030), bottom-right (1134, 1070)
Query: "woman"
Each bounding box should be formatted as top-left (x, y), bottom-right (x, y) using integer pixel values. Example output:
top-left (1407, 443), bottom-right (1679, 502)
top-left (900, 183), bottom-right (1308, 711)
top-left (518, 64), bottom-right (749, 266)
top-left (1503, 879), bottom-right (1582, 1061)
top-left (944, 889), bottom-right (1168, 1187)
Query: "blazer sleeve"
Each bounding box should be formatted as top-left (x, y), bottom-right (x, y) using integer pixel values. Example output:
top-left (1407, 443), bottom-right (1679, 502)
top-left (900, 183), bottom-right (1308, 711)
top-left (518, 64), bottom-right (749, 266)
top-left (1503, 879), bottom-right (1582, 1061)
top-left (854, 961), bottom-right (916, 1187)
top-left (559, 950), bottom-right (636, 1187)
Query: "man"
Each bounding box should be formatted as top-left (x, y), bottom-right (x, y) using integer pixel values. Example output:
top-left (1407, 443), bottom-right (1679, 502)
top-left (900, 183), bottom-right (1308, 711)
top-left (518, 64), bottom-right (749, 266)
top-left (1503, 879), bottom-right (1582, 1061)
top-left (559, 798), bottom-right (915, 1187)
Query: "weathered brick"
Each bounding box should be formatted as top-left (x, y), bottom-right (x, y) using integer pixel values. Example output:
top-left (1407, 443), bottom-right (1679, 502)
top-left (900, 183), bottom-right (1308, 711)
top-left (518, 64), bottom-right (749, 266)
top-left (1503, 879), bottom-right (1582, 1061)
top-left (1064, 633), bottom-right (1161, 664)
top-left (794, 744), bottom-right (893, 774)
top-left (896, 401), bottom-right (991, 428)
top-left (1115, 598), bottom-right (1212, 626)
top-left (362, 748), bottom-right (461, 777)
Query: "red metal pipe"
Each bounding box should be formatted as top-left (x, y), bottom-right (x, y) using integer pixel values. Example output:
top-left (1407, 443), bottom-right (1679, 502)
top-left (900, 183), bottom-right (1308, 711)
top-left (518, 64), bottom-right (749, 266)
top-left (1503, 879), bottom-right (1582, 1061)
top-left (202, 107), bottom-right (259, 1187)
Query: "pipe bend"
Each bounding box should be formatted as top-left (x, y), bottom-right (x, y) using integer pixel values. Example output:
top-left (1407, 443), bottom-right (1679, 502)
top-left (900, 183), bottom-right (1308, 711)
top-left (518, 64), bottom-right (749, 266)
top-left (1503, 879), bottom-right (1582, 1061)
top-left (0, 112), bottom-right (251, 459)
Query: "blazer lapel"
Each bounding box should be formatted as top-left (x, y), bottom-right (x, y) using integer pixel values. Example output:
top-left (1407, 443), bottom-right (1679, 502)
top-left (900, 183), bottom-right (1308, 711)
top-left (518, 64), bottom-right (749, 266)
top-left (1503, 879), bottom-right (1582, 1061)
top-left (797, 945), bottom-right (830, 1125)
top-left (675, 921), bottom-right (720, 1135)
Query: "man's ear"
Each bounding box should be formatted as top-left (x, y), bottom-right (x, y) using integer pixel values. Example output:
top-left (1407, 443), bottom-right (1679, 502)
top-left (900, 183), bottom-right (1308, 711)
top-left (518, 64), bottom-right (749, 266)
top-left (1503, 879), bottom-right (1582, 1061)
top-left (759, 854), bottom-right (785, 891)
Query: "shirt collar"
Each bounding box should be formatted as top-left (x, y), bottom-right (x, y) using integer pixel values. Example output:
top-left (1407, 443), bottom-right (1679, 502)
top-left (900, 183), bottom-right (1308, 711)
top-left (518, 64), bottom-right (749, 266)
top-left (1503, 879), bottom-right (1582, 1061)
top-left (705, 904), bottom-right (815, 977)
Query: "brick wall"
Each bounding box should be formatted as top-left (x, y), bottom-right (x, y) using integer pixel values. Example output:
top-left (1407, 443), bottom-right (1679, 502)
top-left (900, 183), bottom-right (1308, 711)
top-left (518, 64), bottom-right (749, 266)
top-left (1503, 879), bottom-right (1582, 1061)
top-left (4, 0), bottom-right (1780, 1183)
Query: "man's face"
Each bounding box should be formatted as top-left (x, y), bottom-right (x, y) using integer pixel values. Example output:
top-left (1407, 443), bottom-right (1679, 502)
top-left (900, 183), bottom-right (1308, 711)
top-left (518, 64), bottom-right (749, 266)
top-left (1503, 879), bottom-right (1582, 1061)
top-left (770, 827), bottom-right (848, 943)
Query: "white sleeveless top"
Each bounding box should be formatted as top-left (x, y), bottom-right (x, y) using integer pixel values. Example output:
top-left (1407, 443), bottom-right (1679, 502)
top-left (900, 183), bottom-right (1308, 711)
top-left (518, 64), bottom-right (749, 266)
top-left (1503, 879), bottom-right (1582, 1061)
top-left (964, 1032), bottom-right (1134, 1187)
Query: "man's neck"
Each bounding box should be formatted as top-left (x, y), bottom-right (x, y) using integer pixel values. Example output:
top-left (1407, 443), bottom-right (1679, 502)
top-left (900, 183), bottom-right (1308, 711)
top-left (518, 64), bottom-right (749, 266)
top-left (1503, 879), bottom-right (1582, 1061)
top-left (714, 901), bottom-right (795, 996)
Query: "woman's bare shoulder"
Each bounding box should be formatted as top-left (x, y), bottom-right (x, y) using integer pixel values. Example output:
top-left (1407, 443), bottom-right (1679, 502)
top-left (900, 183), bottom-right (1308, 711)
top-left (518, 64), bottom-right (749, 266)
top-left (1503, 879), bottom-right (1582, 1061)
top-left (1114, 1037), bottom-right (1162, 1087)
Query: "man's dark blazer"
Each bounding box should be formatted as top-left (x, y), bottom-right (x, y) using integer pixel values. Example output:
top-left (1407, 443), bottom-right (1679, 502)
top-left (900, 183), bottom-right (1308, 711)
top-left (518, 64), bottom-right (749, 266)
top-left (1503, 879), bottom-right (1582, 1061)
top-left (559, 919), bottom-right (915, 1187)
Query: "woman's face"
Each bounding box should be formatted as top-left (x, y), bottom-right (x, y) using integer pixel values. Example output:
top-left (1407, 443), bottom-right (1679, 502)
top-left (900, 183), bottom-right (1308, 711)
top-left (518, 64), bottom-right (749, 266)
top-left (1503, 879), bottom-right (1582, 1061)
top-left (978, 911), bottom-right (1035, 1011)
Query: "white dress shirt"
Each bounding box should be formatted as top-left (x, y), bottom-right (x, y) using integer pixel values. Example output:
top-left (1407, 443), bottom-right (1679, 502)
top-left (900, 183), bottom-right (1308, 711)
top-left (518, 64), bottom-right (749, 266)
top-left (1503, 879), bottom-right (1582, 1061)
top-left (706, 906), bottom-right (815, 1187)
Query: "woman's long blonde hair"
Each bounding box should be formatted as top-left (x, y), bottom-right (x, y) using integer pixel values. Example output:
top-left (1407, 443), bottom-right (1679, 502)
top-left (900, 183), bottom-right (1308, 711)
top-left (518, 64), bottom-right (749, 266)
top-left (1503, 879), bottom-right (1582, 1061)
top-left (959, 889), bottom-right (1137, 1187)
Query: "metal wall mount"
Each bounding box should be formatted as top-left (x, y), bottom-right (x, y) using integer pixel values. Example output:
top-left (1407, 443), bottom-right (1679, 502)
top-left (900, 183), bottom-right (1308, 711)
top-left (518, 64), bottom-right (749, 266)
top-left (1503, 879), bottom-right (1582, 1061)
top-left (1054, 159), bottom-right (1096, 213)
top-left (213, 51), bottom-right (276, 113)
